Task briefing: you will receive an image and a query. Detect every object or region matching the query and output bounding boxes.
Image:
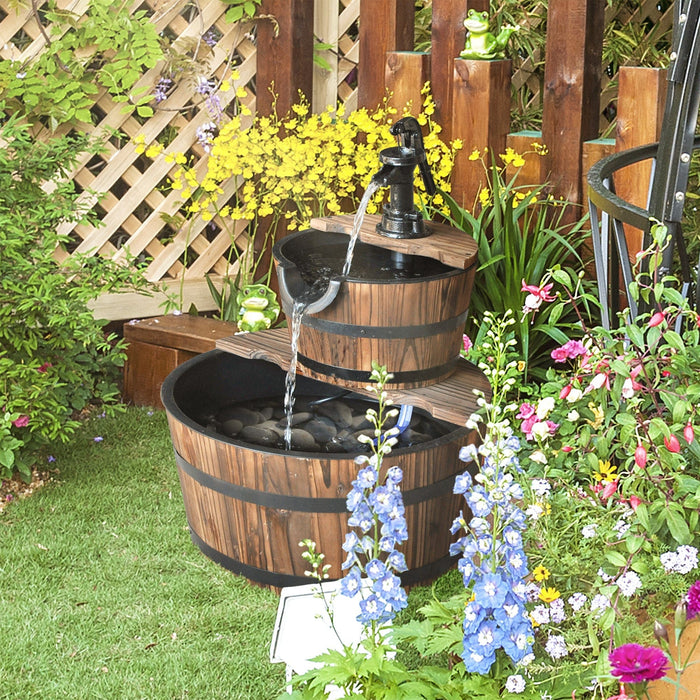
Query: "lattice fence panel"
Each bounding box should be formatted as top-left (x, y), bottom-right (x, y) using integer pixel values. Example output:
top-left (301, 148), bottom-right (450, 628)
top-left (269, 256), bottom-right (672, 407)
top-left (0, 0), bottom-right (360, 318)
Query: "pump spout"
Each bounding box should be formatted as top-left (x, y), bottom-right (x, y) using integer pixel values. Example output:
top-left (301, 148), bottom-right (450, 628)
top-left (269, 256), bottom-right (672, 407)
top-left (373, 117), bottom-right (435, 239)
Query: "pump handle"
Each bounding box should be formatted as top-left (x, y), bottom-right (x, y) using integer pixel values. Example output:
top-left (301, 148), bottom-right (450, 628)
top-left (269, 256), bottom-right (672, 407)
top-left (389, 117), bottom-right (437, 196)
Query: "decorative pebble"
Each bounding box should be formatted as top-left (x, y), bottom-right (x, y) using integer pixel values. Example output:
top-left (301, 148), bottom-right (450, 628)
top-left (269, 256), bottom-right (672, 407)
top-left (239, 425), bottom-right (279, 445)
top-left (211, 395), bottom-right (448, 453)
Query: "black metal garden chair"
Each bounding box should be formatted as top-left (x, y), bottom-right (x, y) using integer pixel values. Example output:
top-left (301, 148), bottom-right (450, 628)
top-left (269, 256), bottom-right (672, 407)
top-left (587, 0), bottom-right (700, 328)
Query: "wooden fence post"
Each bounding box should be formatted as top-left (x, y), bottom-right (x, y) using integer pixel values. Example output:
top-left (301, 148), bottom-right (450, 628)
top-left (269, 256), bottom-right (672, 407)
top-left (385, 52), bottom-right (431, 115)
top-left (430, 0), bottom-right (487, 139)
top-left (358, 0), bottom-right (414, 110)
top-left (450, 59), bottom-right (512, 208)
top-left (615, 66), bottom-right (667, 258)
top-left (541, 0), bottom-right (605, 212)
top-left (257, 0), bottom-right (315, 117)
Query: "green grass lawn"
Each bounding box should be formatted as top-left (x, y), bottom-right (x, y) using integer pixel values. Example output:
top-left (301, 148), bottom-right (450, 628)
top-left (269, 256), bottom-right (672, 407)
top-left (0, 408), bottom-right (286, 699)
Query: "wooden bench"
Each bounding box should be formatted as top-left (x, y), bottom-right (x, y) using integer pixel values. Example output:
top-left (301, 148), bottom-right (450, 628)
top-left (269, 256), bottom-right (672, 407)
top-left (123, 315), bottom-right (236, 408)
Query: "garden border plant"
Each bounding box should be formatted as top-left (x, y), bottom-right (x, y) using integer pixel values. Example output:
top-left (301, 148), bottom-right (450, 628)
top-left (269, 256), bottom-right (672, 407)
top-left (0, 119), bottom-right (152, 479)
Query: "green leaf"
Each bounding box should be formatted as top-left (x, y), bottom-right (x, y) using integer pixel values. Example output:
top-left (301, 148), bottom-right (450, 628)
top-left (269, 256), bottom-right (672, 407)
top-left (605, 550), bottom-right (627, 568)
top-left (665, 506), bottom-right (691, 544)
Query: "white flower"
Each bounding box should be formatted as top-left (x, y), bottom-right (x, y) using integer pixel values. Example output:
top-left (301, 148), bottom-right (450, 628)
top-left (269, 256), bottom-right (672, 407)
top-left (568, 592), bottom-right (587, 611)
top-left (661, 545), bottom-right (698, 574)
top-left (621, 377), bottom-right (636, 398)
top-left (505, 674), bottom-right (526, 693)
top-left (566, 388), bottom-right (583, 403)
top-left (526, 504), bottom-right (544, 521)
top-left (590, 594), bottom-right (611, 616)
top-left (531, 604), bottom-right (550, 625)
top-left (544, 634), bottom-right (568, 659)
top-left (529, 450), bottom-right (548, 465)
top-left (531, 478), bottom-right (551, 497)
top-left (567, 409), bottom-right (580, 421)
top-left (597, 568), bottom-right (614, 582)
top-left (549, 598), bottom-right (566, 623)
top-left (617, 571), bottom-right (642, 597)
top-left (614, 521), bottom-right (630, 536)
top-left (531, 421), bottom-right (552, 441)
top-left (581, 523), bottom-right (597, 539)
top-left (536, 396), bottom-right (556, 419)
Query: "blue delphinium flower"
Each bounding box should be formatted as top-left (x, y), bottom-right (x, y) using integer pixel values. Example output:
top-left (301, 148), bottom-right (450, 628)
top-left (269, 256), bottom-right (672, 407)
top-left (452, 419), bottom-right (534, 674)
top-left (339, 363), bottom-right (409, 630)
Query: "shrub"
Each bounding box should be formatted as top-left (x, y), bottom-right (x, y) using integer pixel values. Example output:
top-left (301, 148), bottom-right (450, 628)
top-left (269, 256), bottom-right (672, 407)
top-left (0, 120), bottom-right (147, 478)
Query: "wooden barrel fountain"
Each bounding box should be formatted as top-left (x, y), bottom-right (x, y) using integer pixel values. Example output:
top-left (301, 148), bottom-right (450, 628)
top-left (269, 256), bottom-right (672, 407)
top-left (273, 215), bottom-right (478, 390)
top-left (161, 349), bottom-right (480, 590)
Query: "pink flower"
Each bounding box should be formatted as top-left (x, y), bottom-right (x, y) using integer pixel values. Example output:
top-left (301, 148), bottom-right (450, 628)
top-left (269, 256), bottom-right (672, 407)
top-left (609, 643), bottom-right (669, 683)
top-left (634, 444), bottom-right (647, 469)
top-left (628, 495), bottom-right (642, 511)
top-left (600, 480), bottom-right (618, 501)
top-left (664, 435), bottom-right (681, 453)
top-left (587, 372), bottom-right (610, 392)
top-left (12, 415), bottom-right (29, 428)
top-left (550, 340), bottom-right (587, 363)
top-left (462, 334), bottom-right (473, 353)
top-left (684, 422), bottom-right (695, 444)
top-left (622, 377), bottom-right (643, 399)
top-left (521, 280), bottom-right (556, 314)
top-left (559, 384), bottom-right (572, 400)
top-left (648, 311), bottom-right (666, 327)
top-left (687, 581), bottom-right (700, 619)
top-left (37, 362), bottom-right (52, 373)
top-left (516, 403), bottom-right (536, 420)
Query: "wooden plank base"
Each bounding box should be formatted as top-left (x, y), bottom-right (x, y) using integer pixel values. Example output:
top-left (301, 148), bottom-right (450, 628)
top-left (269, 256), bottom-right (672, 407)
top-left (309, 214), bottom-right (478, 270)
top-left (217, 328), bottom-right (489, 426)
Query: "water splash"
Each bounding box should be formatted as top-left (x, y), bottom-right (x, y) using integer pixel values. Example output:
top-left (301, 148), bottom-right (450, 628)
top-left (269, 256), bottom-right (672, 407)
top-left (341, 179), bottom-right (380, 278)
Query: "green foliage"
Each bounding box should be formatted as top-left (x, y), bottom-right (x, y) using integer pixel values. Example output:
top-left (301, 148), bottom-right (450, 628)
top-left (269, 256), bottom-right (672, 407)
top-left (438, 148), bottom-right (594, 380)
top-left (222, 0), bottom-right (262, 24)
top-left (0, 120), bottom-right (149, 478)
top-left (0, 0), bottom-right (163, 128)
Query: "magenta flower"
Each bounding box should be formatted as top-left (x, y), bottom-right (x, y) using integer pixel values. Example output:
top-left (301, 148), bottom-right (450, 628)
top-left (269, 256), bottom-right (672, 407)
top-left (609, 643), bottom-right (669, 683)
top-left (550, 340), bottom-right (587, 363)
top-left (12, 415), bottom-right (29, 428)
top-left (37, 362), bottom-right (52, 373)
top-left (521, 280), bottom-right (556, 314)
top-left (687, 581), bottom-right (700, 619)
top-left (462, 334), bottom-right (473, 353)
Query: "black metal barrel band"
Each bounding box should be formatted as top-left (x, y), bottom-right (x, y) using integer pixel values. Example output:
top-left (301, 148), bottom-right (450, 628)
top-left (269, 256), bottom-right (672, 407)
top-left (175, 449), bottom-right (458, 512)
top-left (188, 525), bottom-right (457, 589)
top-left (300, 310), bottom-right (469, 339)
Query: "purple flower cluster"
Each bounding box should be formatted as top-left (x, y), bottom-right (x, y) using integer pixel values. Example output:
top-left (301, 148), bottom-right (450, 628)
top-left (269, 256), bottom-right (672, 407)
top-left (340, 458), bottom-right (408, 625)
top-left (451, 426), bottom-right (534, 673)
top-left (153, 76), bottom-right (172, 103)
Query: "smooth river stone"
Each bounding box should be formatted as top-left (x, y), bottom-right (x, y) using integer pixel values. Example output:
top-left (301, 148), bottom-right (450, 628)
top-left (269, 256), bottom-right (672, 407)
top-left (239, 425), bottom-right (279, 446)
top-left (276, 411), bottom-right (313, 428)
top-left (289, 429), bottom-right (318, 451)
top-left (220, 418), bottom-right (243, 437)
top-left (259, 420), bottom-right (285, 437)
top-left (316, 400), bottom-right (354, 428)
top-left (302, 417), bottom-right (338, 443)
top-left (218, 405), bottom-right (263, 427)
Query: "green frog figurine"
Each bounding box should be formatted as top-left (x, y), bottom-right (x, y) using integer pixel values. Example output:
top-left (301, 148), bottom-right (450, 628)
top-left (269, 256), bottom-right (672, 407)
top-left (460, 9), bottom-right (518, 60)
top-left (236, 283), bottom-right (280, 332)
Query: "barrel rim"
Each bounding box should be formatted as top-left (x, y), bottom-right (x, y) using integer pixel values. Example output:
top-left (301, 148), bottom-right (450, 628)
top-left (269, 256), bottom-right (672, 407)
top-left (273, 228), bottom-right (472, 285)
top-left (161, 349), bottom-right (469, 459)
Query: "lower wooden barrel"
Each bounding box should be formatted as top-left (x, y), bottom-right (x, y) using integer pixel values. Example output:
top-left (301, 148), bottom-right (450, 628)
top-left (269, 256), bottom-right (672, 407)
top-left (273, 230), bottom-right (476, 389)
top-left (161, 350), bottom-right (477, 590)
